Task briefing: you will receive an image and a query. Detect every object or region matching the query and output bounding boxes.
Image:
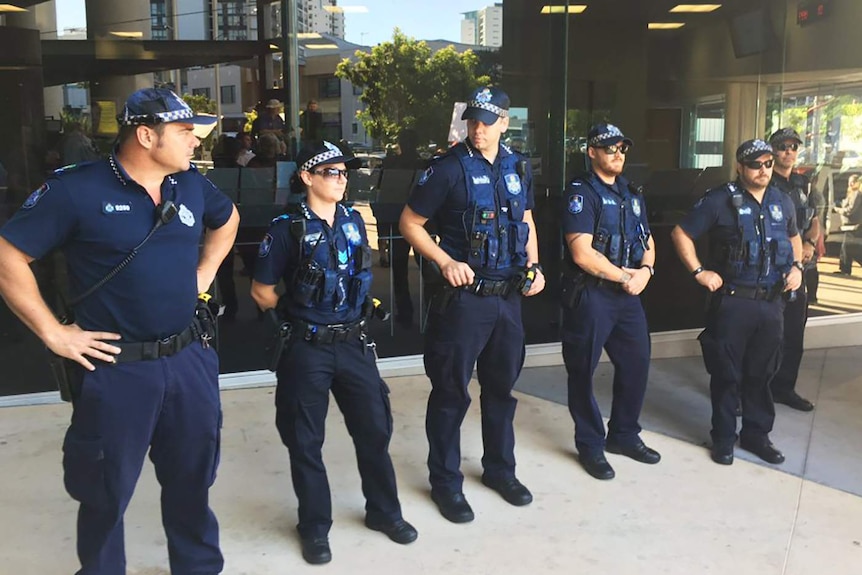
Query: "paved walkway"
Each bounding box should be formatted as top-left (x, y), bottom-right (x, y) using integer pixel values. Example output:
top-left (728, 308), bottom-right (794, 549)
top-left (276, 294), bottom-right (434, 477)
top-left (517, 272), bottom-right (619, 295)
top-left (1, 347), bottom-right (860, 574)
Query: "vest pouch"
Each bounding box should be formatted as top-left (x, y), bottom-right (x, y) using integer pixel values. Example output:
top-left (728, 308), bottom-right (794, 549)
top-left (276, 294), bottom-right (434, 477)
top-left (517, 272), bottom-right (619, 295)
top-left (509, 221), bottom-right (530, 266)
top-left (630, 243), bottom-right (645, 267)
top-left (746, 240), bottom-right (760, 267)
top-left (358, 243), bottom-right (373, 270)
top-left (592, 229), bottom-right (609, 254)
top-left (321, 269), bottom-right (340, 309)
top-left (773, 238), bottom-right (793, 268)
top-left (507, 196), bottom-right (525, 220)
top-left (607, 234), bottom-right (622, 265)
top-left (292, 262), bottom-right (322, 308)
top-left (349, 269), bottom-right (373, 308)
top-left (485, 234), bottom-right (499, 267)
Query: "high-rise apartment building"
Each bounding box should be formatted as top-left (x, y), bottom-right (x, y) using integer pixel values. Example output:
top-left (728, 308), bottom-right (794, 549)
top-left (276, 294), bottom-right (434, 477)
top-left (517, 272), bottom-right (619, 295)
top-left (299, 0), bottom-right (345, 39)
top-left (461, 3), bottom-right (502, 47)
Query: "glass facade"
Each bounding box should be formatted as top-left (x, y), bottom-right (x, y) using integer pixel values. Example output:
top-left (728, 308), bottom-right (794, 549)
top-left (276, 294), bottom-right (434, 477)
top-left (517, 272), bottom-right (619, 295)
top-left (1, 0), bottom-right (862, 396)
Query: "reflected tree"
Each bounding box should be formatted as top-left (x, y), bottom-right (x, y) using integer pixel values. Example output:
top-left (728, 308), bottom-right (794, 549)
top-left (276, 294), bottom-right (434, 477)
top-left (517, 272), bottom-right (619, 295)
top-left (336, 29), bottom-right (491, 148)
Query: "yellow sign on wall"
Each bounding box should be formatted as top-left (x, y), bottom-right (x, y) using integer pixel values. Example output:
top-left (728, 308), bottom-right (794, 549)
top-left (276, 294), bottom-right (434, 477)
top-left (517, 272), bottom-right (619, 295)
top-left (93, 100), bottom-right (118, 136)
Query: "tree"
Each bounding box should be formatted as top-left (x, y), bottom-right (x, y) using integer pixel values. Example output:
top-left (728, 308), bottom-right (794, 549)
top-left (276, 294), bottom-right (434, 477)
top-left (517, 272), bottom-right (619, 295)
top-left (336, 29), bottom-right (490, 148)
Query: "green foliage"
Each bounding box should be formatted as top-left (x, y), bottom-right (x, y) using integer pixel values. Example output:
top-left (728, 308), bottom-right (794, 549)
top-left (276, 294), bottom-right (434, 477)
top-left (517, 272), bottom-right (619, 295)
top-left (182, 93), bottom-right (217, 114)
top-left (244, 109), bottom-right (257, 133)
top-left (335, 29), bottom-right (491, 147)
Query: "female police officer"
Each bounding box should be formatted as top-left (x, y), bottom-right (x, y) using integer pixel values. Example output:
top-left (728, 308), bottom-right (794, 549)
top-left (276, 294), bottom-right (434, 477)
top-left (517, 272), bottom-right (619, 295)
top-left (250, 141), bottom-right (417, 565)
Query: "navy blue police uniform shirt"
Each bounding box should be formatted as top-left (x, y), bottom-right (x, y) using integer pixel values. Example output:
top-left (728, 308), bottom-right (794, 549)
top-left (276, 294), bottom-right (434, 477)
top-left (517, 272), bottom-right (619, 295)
top-left (406, 140), bottom-right (535, 280)
top-left (561, 175), bottom-right (651, 237)
top-left (678, 181), bottom-right (799, 267)
top-left (254, 205), bottom-right (369, 326)
top-left (0, 154), bottom-right (235, 342)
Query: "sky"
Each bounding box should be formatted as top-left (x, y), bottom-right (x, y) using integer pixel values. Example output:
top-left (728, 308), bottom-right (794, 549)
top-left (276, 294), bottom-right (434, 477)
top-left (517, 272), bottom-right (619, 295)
top-left (53, 0), bottom-right (495, 43)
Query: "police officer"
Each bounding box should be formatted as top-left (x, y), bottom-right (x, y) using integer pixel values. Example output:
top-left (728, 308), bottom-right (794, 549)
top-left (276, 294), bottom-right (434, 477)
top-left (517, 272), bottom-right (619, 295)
top-left (400, 87), bottom-right (545, 523)
top-left (560, 123), bottom-right (659, 481)
top-left (0, 88), bottom-right (239, 574)
top-left (250, 141), bottom-right (417, 565)
top-left (768, 128), bottom-right (818, 412)
top-left (671, 139), bottom-right (803, 466)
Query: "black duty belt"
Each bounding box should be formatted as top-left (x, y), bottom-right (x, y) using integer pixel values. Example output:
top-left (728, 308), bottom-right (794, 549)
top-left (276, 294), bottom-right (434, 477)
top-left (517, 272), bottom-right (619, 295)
top-left (113, 325), bottom-right (198, 363)
top-left (461, 277), bottom-right (518, 297)
top-left (719, 285), bottom-right (774, 300)
top-left (291, 318), bottom-right (366, 344)
top-left (588, 277), bottom-right (626, 293)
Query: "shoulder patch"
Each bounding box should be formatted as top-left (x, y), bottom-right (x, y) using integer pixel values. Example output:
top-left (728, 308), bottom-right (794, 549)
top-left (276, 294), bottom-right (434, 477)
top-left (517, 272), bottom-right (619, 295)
top-left (417, 166), bottom-right (434, 186)
top-left (568, 193), bottom-right (584, 214)
top-left (22, 183), bottom-right (49, 209)
top-left (258, 233), bottom-right (274, 258)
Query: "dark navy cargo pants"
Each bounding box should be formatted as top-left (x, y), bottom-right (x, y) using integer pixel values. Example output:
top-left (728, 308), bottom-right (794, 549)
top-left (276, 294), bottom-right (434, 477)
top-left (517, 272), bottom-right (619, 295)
top-left (63, 343), bottom-right (223, 575)
top-left (561, 285), bottom-right (651, 457)
top-left (698, 295), bottom-right (784, 446)
top-left (423, 289), bottom-right (525, 494)
top-left (274, 337), bottom-right (403, 540)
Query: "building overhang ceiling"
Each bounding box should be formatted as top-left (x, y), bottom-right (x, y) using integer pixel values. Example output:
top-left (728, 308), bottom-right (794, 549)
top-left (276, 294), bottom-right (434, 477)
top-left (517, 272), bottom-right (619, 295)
top-left (41, 39), bottom-right (272, 86)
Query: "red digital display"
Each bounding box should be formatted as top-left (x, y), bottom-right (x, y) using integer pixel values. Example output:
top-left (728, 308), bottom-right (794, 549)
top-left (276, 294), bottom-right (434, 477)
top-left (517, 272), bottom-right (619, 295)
top-left (797, 1), bottom-right (830, 26)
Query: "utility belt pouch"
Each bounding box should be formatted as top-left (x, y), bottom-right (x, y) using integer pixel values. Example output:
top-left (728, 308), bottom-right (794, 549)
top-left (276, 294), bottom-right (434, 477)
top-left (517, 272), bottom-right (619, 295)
top-left (560, 273), bottom-right (586, 309)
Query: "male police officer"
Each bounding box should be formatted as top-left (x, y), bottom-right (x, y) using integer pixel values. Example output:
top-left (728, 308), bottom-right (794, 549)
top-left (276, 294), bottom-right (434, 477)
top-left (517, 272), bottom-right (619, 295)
top-left (0, 88), bottom-right (239, 574)
top-left (768, 128), bottom-right (818, 412)
top-left (400, 87), bottom-right (545, 522)
top-left (671, 139), bottom-right (802, 466)
top-left (560, 123), bottom-right (658, 481)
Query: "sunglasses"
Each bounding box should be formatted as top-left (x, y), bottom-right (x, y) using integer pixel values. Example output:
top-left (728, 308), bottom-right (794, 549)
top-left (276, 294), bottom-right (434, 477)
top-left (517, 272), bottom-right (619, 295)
top-left (600, 143), bottom-right (629, 155)
top-left (312, 167), bottom-right (349, 179)
top-left (743, 159), bottom-right (774, 170)
top-left (774, 143), bottom-right (800, 152)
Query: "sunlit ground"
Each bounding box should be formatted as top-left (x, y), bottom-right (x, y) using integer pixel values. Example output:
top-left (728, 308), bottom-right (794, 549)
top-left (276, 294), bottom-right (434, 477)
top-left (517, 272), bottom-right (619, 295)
top-left (810, 256), bottom-right (862, 315)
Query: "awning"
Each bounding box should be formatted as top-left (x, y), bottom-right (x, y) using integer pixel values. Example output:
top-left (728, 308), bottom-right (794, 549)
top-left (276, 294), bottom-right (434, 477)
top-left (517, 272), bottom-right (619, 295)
top-left (41, 39), bottom-right (275, 86)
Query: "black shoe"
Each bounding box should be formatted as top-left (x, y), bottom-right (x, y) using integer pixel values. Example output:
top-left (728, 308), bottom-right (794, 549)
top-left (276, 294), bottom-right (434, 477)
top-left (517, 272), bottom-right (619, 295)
top-left (578, 452), bottom-right (615, 480)
top-left (481, 475), bottom-right (533, 506)
top-left (431, 491), bottom-right (475, 523)
top-left (605, 440), bottom-right (661, 464)
top-left (739, 437), bottom-right (785, 464)
top-left (365, 518), bottom-right (418, 544)
top-left (711, 443), bottom-right (734, 465)
top-left (773, 391), bottom-right (814, 412)
top-left (300, 537), bottom-right (331, 565)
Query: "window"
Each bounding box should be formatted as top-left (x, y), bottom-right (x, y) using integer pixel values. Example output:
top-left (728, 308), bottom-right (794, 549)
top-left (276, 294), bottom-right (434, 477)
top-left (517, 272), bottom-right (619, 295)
top-left (221, 85), bottom-right (236, 105)
top-left (319, 77), bottom-right (341, 99)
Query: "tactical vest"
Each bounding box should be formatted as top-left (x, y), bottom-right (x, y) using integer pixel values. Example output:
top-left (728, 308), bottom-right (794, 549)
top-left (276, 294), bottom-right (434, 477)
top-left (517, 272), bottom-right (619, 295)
top-left (774, 173), bottom-right (815, 232)
top-left (712, 183), bottom-right (794, 287)
top-left (280, 202), bottom-right (373, 322)
top-left (567, 172), bottom-right (650, 271)
top-left (438, 143), bottom-right (529, 274)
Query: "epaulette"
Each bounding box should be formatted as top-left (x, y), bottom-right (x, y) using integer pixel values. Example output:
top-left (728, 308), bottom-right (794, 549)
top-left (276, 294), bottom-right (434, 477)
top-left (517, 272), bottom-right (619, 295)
top-left (53, 162), bottom-right (91, 175)
top-left (271, 213), bottom-right (291, 225)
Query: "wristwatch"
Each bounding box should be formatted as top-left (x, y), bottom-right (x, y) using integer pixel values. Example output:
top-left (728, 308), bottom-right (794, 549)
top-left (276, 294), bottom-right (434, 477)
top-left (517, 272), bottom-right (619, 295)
top-left (691, 266), bottom-right (705, 277)
top-left (792, 261), bottom-right (805, 272)
top-left (640, 264), bottom-right (655, 277)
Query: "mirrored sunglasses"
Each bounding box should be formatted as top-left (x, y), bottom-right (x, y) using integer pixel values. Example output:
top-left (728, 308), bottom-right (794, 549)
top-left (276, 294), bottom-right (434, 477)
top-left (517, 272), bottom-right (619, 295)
top-left (312, 167), bottom-right (349, 179)
top-left (774, 143), bottom-right (799, 152)
top-left (744, 159), bottom-right (774, 170)
top-left (600, 143), bottom-right (629, 155)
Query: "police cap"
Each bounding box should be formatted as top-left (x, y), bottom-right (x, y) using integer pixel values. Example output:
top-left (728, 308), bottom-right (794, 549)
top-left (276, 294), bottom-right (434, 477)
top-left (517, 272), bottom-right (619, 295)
top-left (296, 140), bottom-right (361, 173)
top-left (768, 127), bottom-right (803, 146)
top-left (736, 139), bottom-right (773, 163)
top-left (462, 87), bottom-right (510, 125)
top-left (588, 123), bottom-right (633, 148)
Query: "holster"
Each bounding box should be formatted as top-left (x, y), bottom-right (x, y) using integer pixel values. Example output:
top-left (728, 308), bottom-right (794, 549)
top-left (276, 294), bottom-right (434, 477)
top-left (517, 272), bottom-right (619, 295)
top-left (265, 308), bottom-right (292, 372)
top-left (48, 353), bottom-right (79, 403)
top-left (560, 272), bottom-right (587, 309)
